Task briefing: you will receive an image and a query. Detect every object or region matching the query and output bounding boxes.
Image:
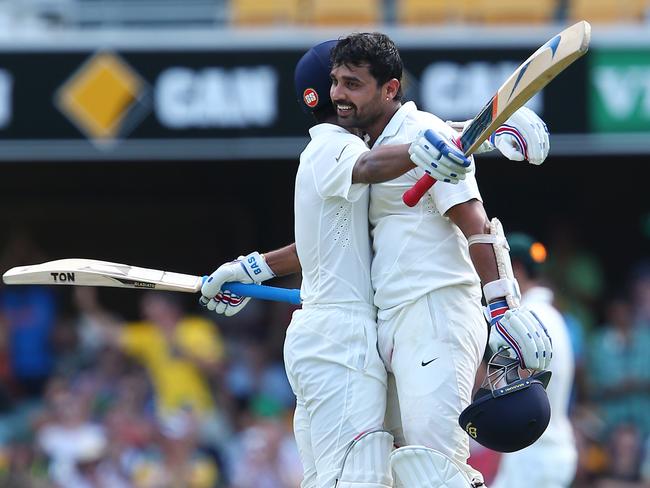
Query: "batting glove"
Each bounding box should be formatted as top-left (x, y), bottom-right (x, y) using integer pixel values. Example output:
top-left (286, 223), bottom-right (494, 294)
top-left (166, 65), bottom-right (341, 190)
top-left (490, 106), bottom-right (550, 165)
top-left (487, 299), bottom-right (553, 371)
top-left (200, 251), bottom-right (275, 317)
top-left (409, 129), bottom-right (472, 184)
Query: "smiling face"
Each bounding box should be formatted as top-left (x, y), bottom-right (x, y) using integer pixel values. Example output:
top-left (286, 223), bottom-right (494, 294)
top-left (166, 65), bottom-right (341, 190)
top-left (330, 62), bottom-right (400, 144)
top-left (330, 63), bottom-right (384, 128)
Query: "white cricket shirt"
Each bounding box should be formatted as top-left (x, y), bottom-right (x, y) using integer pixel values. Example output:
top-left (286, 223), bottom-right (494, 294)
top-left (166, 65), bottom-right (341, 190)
top-left (370, 102), bottom-right (482, 314)
top-left (294, 123), bottom-right (374, 307)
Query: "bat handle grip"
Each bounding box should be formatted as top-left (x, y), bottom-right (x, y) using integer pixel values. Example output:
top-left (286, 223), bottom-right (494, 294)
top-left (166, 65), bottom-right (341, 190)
top-left (402, 174), bottom-right (436, 207)
top-left (224, 282), bottom-right (302, 304)
top-left (200, 276), bottom-right (301, 304)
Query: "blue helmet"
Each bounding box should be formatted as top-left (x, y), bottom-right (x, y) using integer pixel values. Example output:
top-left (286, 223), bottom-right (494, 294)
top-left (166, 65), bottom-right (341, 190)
top-left (294, 40), bottom-right (337, 114)
top-left (459, 350), bottom-right (552, 453)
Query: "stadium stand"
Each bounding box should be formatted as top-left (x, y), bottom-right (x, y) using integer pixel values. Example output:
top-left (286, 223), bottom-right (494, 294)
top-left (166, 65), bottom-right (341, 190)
top-left (307, 0), bottom-right (382, 25)
top-left (462, 0), bottom-right (560, 24)
top-left (568, 0), bottom-right (648, 23)
top-left (230, 0), bottom-right (301, 25)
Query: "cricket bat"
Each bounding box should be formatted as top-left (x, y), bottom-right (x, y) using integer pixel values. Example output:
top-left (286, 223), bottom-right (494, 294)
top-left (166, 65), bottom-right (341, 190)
top-left (402, 20), bottom-right (591, 207)
top-left (2, 258), bottom-right (302, 305)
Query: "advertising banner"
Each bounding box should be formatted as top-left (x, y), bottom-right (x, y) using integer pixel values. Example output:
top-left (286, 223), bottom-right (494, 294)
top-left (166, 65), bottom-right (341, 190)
top-left (0, 45), bottom-right (588, 160)
top-left (590, 49), bottom-right (650, 133)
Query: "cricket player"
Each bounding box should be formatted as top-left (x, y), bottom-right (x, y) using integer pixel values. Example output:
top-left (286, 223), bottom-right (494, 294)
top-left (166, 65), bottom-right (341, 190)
top-left (202, 37), bottom-right (553, 487)
top-left (201, 40), bottom-right (473, 488)
top-left (490, 233), bottom-right (577, 488)
top-left (329, 33), bottom-right (553, 487)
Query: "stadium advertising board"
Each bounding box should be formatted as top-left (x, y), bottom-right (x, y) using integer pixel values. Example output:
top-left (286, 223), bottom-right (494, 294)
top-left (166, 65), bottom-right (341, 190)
top-left (589, 49), bottom-right (650, 133)
top-left (0, 46), bottom-right (587, 161)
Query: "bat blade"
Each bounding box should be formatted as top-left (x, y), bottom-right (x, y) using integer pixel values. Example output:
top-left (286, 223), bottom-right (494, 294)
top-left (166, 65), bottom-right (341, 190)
top-left (460, 20), bottom-right (591, 154)
top-left (2, 258), bottom-right (303, 304)
top-left (2, 258), bottom-right (203, 292)
top-left (402, 20), bottom-right (591, 207)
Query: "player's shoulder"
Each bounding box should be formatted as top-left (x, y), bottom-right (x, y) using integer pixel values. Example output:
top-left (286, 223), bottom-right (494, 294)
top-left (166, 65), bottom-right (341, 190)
top-left (405, 107), bottom-right (455, 138)
top-left (302, 124), bottom-right (366, 162)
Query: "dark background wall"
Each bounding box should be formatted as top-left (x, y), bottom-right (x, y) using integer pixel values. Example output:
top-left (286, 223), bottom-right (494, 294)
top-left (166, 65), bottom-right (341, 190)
top-left (1, 154), bottom-right (647, 317)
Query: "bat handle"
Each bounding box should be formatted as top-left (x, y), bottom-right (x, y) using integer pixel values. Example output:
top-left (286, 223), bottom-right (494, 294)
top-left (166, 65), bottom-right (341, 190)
top-left (224, 282), bottom-right (302, 304)
top-left (402, 174), bottom-right (436, 207)
top-left (200, 276), bottom-right (302, 304)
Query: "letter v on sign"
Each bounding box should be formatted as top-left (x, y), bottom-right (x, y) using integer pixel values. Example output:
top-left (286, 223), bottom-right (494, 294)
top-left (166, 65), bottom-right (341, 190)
top-left (593, 66), bottom-right (646, 119)
top-left (590, 50), bottom-right (650, 132)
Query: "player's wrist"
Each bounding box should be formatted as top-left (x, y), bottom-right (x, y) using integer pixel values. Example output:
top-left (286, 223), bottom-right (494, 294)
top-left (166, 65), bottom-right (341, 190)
top-left (482, 278), bottom-right (521, 306)
top-left (487, 299), bottom-right (509, 325)
top-left (240, 251), bottom-right (275, 283)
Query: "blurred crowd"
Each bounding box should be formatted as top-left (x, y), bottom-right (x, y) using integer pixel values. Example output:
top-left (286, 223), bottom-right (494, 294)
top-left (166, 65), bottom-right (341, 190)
top-left (0, 230), bottom-right (648, 488)
top-left (0, 234), bottom-right (303, 488)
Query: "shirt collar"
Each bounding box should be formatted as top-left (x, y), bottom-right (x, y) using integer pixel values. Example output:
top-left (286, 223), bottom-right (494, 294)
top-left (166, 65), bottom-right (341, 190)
top-left (374, 101), bottom-right (417, 146)
top-left (308, 123), bottom-right (350, 139)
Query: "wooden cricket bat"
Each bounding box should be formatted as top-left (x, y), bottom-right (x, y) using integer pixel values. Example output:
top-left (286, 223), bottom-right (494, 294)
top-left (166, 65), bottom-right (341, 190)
top-left (2, 258), bottom-right (302, 304)
top-left (402, 20), bottom-right (591, 207)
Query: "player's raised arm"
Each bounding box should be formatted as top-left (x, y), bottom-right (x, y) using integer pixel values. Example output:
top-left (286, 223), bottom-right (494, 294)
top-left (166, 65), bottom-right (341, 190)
top-left (446, 200), bottom-right (553, 371)
top-left (200, 243), bottom-right (299, 317)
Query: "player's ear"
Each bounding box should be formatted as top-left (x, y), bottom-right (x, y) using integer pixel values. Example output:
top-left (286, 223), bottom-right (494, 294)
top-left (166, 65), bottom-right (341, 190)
top-left (384, 79), bottom-right (400, 101)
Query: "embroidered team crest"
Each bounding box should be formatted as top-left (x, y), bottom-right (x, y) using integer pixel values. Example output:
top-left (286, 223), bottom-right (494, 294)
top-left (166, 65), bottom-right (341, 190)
top-left (303, 88), bottom-right (318, 108)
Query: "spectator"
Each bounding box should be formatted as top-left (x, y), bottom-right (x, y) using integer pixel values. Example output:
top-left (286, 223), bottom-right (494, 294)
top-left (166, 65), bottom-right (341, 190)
top-left (595, 424), bottom-right (645, 487)
top-left (0, 233), bottom-right (58, 449)
top-left (34, 380), bottom-right (129, 487)
top-left (587, 295), bottom-right (650, 437)
top-left (73, 287), bottom-right (231, 455)
top-left (126, 411), bottom-right (221, 488)
top-left (630, 261), bottom-right (650, 326)
top-left (230, 416), bottom-right (302, 488)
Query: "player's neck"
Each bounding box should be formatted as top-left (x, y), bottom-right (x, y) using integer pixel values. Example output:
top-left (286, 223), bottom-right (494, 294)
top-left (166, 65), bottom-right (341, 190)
top-left (366, 102), bottom-right (401, 147)
top-left (322, 114), bottom-right (338, 125)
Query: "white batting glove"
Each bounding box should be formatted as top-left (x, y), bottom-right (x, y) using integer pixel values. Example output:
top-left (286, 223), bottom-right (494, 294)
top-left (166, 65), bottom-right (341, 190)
top-left (409, 129), bottom-right (472, 184)
top-left (200, 251), bottom-right (275, 317)
top-left (490, 106), bottom-right (550, 165)
top-left (487, 299), bottom-right (553, 371)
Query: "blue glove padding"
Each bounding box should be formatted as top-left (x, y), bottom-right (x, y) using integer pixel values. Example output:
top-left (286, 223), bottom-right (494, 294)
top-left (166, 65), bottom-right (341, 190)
top-left (409, 129), bottom-right (472, 184)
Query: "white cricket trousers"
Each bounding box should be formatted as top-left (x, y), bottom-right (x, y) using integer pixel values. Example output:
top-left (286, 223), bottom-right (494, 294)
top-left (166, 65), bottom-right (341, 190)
top-left (284, 304), bottom-right (388, 488)
top-left (377, 284), bottom-right (488, 483)
top-left (491, 443), bottom-right (577, 488)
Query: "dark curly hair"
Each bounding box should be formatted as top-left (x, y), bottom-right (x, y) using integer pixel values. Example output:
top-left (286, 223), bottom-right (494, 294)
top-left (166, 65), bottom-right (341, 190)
top-left (331, 32), bottom-right (403, 101)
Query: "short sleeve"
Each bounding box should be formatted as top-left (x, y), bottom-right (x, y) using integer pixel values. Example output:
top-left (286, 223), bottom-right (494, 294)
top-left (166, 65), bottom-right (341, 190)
top-left (311, 136), bottom-right (370, 202)
top-left (430, 164), bottom-right (483, 216)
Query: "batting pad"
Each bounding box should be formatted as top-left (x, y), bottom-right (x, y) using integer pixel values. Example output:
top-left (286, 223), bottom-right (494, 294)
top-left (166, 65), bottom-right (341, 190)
top-left (336, 430), bottom-right (393, 488)
top-left (390, 446), bottom-right (473, 488)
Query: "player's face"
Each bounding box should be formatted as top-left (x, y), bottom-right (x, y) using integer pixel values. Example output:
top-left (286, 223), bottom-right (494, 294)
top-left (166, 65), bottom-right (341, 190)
top-left (330, 63), bottom-right (385, 131)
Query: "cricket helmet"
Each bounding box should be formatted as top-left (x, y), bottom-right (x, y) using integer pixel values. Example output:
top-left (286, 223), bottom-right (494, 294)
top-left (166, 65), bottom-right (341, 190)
top-left (459, 349), bottom-right (552, 453)
top-left (294, 40), bottom-right (337, 114)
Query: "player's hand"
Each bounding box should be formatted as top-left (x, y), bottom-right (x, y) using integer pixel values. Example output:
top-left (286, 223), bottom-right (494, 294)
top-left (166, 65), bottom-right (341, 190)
top-left (487, 301), bottom-right (553, 370)
top-left (408, 129), bottom-right (472, 184)
top-left (200, 251), bottom-right (274, 317)
top-left (490, 106), bottom-right (550, 165)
